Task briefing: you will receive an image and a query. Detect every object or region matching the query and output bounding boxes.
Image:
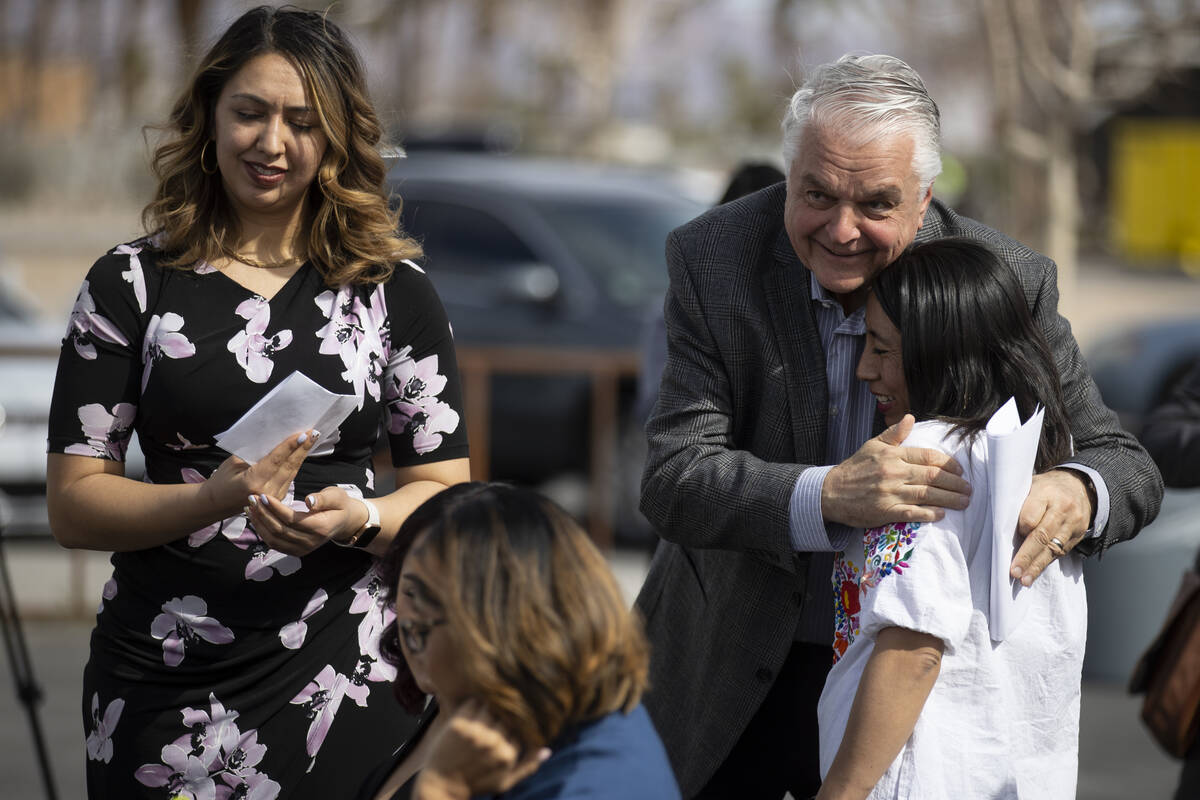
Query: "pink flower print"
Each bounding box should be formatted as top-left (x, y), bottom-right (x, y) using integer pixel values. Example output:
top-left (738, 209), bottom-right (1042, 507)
top-left (244, 545), bottom-right (301, 582)
top-left (134, 744), bottom-right (217, 800)
top-left (63, 402), bottom-right (137, 460)
top-left (142, 312), bottom-right (197, 392)
top-left (217, 767), bottom-right (280, 800)
top-left (314, 287), bottom-right (387, 407)
top-left (279, 589), bottom-right (329, 650)
top-left (228, 297), bottom-right (292, 383)
top-left (384, 349), bottom-right (460, 455)
top-left (193, 261), bottom-right (218, 275)
top-left (150, 595), bottom-right (235, 667)
top-left (114, 243), bottom-right (147, 312)
top-left (85, 692), bottom-right (124, 763)
top-left (170, 695), bottom-right (281, 799)
top-left (290, 665), bottom-right (350, 762)
top-left (176, 693), bottom-right (240, 770)
top-left (96, 577), bottom-right (117, 614)
top-left (181, 468), bottom-right (248, 548)
top-left (64, 279), bottom-right (129, 360)
top-left (350, 568), bottom-right (397, 684)
top-left (167, 433), bottom-right (207, 451)
top-left (241, 484), bottom-right (304, 580)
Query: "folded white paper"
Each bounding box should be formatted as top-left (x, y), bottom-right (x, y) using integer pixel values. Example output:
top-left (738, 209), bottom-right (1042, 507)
top-left (985, 397), bottom-right (1045, 642)
top-left (215, 371), bottom-right (356, 464)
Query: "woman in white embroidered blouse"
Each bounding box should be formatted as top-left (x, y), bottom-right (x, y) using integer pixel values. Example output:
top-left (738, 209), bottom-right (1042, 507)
top-left (816, 238), bottom-right (1087, 800)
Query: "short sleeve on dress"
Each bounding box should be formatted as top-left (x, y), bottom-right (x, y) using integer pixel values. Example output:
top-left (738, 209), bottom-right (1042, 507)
top-left (46, 242), bottom-right (156, 462)
top-left (380, 261), bottom-right (469, 468)
top-left (857, 515), bottom-right (975, 654)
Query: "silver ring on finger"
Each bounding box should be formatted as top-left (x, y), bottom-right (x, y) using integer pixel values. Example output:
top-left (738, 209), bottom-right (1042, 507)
top-left (1048, 536), bottom-right (1067, 557)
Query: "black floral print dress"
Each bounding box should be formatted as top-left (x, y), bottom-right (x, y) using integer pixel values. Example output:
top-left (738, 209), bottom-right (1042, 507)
top-left (47, 239), bottom-right (469, 799)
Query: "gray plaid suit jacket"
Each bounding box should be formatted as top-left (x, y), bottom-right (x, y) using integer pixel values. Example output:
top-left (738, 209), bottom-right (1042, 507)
top-left (636, 183), bottom-right (1163, 796)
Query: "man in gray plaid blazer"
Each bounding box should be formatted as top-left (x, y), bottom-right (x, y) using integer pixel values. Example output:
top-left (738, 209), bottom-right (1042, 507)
top-left (637, 54), bottom-right (1163, 799)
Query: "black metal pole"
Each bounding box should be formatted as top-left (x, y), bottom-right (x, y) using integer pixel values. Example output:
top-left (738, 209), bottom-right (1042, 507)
top-left (0, 526), bottom-right (59, 800)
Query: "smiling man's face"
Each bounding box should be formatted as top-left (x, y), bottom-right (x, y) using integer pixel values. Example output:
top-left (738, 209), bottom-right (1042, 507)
top-left (784, 124), bottom-right (932, 313)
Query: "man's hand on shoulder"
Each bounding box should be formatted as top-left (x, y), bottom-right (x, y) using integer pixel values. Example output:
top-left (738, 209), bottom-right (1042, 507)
top-left (821, 415), bottom-right (971, 530)
top-left (1010, 468), bottom-right (1094, 586)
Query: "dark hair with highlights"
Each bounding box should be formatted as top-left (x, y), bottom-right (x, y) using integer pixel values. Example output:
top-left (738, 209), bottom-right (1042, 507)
top-left (376, 482), bottom-right (649, 751)
top-left (142, 5), bottom-right (420, 285)
top-left (871, 238), bottom-right (1072, 472)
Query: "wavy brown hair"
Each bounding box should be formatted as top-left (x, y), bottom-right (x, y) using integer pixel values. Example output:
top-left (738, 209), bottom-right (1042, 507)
top-left (142, 5), bottom-right (420, 285)
top-left (377, 482), bottom-right (650, 750)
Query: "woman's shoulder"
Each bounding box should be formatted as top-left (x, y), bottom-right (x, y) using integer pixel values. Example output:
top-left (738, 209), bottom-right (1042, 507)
top-left (517, 705), bottom-right (679, 799)
top-left (903, 420), bottom-right (962, 453)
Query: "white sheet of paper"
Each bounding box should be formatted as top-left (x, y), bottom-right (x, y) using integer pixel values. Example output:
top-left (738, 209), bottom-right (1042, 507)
top-left (985, 397), bottom-right (1045, 642)
top-left (214, 371), bottom-right (357, 464)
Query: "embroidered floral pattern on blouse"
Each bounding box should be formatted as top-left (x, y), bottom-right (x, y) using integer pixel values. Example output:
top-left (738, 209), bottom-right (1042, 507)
top-left (64, 279), bottom-right (129, 360)
top-left (134, 693), bottom-right (281, 800)
top-left (228, 296), bottom-right (293, 384)
top-left (830, 521), bottom-right (924, 663)
top-left (861, 521), bottom-right (921, 592)
top-left (383, 346), bottom-right (460, 455)
top-left (831, 556), bottom-right (862, 663)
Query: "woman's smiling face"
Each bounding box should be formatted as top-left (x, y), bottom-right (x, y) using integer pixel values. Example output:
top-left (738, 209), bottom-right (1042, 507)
top-left (856, 293), bottom-right (910, 426)
top-left (211, 51), bottom-right (328, 228)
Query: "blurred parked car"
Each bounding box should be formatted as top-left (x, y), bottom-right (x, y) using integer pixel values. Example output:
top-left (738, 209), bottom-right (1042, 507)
top-left (386, 153), bottom-right (705, 515)
top-left (1088, 315), bottom-right (1200, 435)
top-left (0, 275), bottom-right (146, 533)
top-left (1083, 315), bottom-right (1200, 682)
top-left (0, 280), bottom-right (62, 493)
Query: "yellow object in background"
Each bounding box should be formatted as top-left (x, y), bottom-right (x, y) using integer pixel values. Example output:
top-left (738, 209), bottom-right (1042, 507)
top-left (1112, 119), bottom-right (1200, 269)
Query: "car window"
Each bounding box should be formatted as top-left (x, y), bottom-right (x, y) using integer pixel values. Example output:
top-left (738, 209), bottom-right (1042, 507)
top-left (399, 200), bottom-right (546, 308)
top-left (529, 195), bottom-right (700, 307)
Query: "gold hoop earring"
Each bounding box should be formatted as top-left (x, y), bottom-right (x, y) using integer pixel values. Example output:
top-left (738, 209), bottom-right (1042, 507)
top-left (200, 140), bottom-right (218, 175)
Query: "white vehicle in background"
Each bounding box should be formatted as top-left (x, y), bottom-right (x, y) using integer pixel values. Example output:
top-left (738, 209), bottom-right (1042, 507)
top-left (0, 274), bottom-right (143, 535)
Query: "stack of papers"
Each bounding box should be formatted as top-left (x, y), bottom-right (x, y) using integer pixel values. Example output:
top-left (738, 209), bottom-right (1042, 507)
top-left (985, 397), bottom-right (1045, 642)
top-left (215, 371), bottom-right (357, 463)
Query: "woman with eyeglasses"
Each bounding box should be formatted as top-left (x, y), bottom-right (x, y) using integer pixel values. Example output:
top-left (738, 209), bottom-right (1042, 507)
top-left (359, 482), bottom-right (680, 800)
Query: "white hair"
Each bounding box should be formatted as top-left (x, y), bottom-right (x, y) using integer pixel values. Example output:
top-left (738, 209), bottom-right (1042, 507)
top-left (781, 54), bottom-right (943, 192)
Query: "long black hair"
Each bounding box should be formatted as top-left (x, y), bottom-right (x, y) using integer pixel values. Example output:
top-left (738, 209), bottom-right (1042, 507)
top-left (871, 238), bottom-right (1072, 472)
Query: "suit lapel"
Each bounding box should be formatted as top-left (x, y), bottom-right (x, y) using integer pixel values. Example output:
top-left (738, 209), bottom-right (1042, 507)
top-left (762, 227), bottom-right (829, 463)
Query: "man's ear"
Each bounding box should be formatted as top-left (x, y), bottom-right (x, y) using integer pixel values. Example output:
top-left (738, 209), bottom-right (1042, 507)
top-left (916, 185), bottom-right (933, 228)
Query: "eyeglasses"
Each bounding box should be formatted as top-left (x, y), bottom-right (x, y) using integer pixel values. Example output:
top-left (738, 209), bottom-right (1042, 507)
top-left (396, 616), bottom-right (446, 655)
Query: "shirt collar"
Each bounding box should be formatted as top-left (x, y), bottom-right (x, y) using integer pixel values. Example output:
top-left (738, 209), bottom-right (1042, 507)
top-left (810, 273), bottom-right (866, 327)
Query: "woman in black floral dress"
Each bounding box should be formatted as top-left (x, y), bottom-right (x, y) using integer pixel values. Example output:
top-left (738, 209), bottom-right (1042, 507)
top-left (45, 7), bottom-right (470, 798)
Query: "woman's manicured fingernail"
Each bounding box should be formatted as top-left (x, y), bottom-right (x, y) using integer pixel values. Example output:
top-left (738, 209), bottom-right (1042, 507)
top-left (306, 495), bottom-right (317, 508)
top-left (297, 432), bottom-right (308, 444)
top-left (242, 506), bottom-right (250, 516)
top-left (260, 494), bottom-right (270, 506)
top-left (310, 430), bottom-right (321, 442)
top-left (247, 495), bottom-right (258, 507)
